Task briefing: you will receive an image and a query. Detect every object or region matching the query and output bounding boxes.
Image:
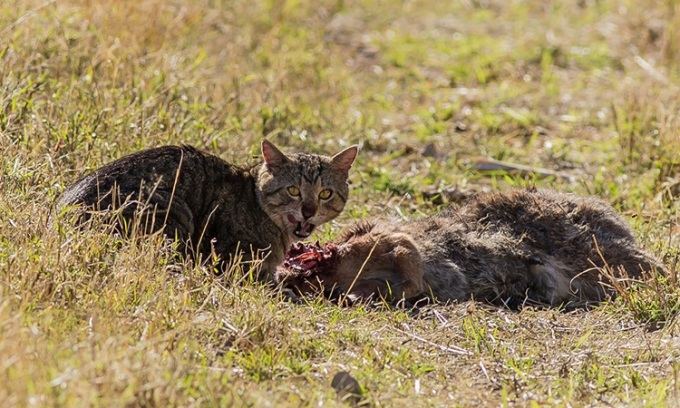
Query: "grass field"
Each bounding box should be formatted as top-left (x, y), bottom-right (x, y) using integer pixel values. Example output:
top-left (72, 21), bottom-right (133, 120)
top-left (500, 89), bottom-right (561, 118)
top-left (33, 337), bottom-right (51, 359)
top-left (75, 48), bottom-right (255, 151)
top-left (2, 0), bottom-right (680, 406)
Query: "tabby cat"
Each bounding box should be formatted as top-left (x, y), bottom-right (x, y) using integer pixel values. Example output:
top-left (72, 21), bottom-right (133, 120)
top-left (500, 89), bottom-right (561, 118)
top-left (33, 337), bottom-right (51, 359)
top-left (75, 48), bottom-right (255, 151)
top-left (276, 188), bottom-right (663, 308)
top-left (58, 140), bottom-right (358, 279)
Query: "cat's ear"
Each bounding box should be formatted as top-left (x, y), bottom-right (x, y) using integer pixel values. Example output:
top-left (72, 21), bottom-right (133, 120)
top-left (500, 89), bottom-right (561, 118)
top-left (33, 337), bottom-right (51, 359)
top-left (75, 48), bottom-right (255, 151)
top-left (261, 140), bottom-right (291, 168)
top-left (331, 145), bottom-right (358, 173)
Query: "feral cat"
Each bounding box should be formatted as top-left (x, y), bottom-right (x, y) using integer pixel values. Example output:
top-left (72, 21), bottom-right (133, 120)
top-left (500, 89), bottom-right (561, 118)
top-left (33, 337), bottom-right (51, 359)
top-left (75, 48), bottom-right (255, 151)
top-left (276, 188), bottom-right (663, 308)
top-left (58, 140), bottom-right (358, 279)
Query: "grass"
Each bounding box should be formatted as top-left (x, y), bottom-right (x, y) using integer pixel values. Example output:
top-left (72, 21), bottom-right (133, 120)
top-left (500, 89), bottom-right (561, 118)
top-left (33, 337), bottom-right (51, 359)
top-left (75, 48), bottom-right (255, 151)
top-left (2, 0), bottom-right (680, 405)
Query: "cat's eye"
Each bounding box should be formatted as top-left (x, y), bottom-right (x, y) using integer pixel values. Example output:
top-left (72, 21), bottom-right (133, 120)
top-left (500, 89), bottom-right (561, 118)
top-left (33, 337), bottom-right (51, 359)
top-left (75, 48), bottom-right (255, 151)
top-left (319, 189), bottom-right (333, 200)
top-left (287, 186), bottom-right (301, 197)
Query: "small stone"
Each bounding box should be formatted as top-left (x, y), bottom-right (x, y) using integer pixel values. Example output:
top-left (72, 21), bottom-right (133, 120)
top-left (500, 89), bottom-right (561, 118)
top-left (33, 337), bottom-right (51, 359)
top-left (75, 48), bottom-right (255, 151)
top-left (331, 371), bottom-right (362, 404)
top-left (422, 143), bottom-right (438, 158)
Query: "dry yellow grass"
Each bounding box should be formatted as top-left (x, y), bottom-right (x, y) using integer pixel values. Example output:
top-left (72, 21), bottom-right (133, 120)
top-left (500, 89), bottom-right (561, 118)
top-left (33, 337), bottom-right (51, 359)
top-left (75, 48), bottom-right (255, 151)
top-left (2, 0), bottom-right (680, 406)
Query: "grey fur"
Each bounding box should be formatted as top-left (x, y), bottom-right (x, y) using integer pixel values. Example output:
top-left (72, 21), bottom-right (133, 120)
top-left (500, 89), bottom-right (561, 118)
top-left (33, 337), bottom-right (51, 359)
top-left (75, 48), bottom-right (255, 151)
top-left (276, 188), bottom-right (663, 308)
top-left (58, 140), bottom-right (358, 280)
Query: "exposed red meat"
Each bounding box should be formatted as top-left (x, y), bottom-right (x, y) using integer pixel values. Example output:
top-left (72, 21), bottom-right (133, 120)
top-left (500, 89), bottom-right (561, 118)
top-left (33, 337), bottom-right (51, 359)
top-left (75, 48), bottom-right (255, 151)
top-left (282, 242), bottom-right (338, 274)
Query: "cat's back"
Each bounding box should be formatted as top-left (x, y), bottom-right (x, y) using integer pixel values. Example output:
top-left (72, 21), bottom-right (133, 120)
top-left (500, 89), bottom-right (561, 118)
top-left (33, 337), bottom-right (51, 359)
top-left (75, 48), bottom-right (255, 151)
top-left (58, 145), bottom-right (237, 208)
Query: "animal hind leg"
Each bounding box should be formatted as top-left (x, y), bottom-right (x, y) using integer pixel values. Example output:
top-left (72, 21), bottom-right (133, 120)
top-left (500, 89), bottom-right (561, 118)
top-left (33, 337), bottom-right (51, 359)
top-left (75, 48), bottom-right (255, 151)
top-left (615, 248), bottom-right (664, 278)
top-left (527, 261), bottom-right (575, 306)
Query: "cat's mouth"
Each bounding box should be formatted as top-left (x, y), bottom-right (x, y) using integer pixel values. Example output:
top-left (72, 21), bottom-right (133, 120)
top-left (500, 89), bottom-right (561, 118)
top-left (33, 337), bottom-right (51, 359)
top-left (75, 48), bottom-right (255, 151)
top-left (287, 215), bottom-right (316, 238)
top-left (294, 221), bottom-right (315, 238)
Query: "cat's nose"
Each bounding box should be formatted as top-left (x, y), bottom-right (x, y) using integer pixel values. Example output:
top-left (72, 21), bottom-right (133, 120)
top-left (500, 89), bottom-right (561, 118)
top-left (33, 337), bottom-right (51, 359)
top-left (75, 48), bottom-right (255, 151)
top-left (301, 202), bottom-right (317, 219)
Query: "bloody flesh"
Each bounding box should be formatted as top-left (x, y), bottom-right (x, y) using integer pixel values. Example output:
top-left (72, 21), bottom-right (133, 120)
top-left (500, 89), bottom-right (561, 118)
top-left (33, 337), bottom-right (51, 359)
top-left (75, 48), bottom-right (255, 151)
top-left (282, 242), bottom-right (338, 274)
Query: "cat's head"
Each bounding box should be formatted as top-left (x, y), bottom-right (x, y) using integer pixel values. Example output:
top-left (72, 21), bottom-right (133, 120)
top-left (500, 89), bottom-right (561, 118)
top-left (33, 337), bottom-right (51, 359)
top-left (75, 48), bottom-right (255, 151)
top-left (256, 139), bottom-right (358, 242)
